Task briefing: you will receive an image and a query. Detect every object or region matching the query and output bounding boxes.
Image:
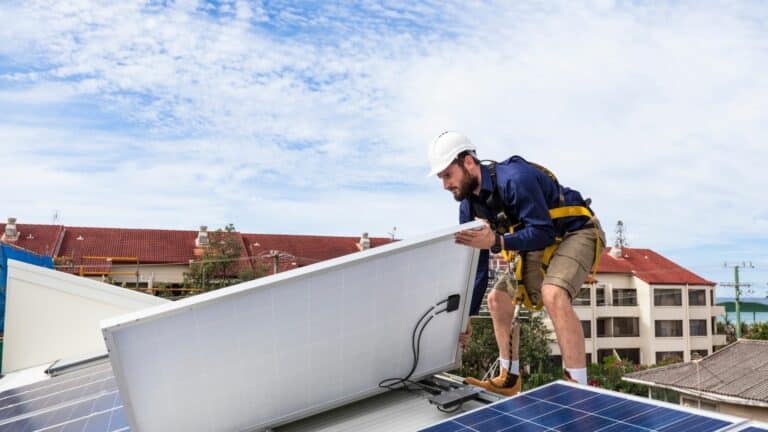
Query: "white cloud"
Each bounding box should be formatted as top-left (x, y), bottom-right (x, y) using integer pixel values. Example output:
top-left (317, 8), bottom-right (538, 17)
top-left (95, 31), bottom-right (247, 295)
top-left (1, 1), bottom-right (767, 281)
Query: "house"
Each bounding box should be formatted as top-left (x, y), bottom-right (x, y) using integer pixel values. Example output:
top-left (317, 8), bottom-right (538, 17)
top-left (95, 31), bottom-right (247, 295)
top-left (623, 339), bottom-right (768, 422)
top-left (0, 217), bottom-right (393, 291)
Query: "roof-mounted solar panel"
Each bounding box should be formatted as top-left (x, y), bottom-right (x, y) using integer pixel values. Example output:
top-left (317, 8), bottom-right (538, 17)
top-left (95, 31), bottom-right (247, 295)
top-left (419, 381), bottom-right (748, 432)
top-left (102, 222), bottom-right (482, 431)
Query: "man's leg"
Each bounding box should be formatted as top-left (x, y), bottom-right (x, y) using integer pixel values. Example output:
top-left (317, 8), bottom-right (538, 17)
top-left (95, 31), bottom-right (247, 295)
top-left (542, 284), bottom-right (586, 371)
top-left (464, 288), bottom-right (522, 396)
top-left (487, 288), bottom-right (515, 361)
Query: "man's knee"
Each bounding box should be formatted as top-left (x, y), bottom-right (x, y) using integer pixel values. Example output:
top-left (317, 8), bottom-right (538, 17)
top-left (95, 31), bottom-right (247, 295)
top-left (541, 284), bottom-right (571, 310)
top-left (487, 289), bottom-right (510, 312)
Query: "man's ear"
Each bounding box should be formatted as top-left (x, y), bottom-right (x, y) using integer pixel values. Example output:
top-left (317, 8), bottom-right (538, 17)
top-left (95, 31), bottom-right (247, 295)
top-left (462, 153), bottom-right (478, 169)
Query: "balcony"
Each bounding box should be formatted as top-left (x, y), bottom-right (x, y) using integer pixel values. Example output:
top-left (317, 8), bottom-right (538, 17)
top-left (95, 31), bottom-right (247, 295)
top-left (712, 334), bottom-right (727, 346)
top-left (711, 305), bottom-right (725, 316)
top-left (596, 305), bottom-right (640, 317)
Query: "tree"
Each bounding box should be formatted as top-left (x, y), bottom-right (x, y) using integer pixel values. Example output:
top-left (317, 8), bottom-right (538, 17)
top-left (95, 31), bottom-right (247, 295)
top-left (588, 355), bottom-right (648, 396)
top-left (183, 224), bottom-right (266, 292)
top-left (747, 322), bottom-right (768, 340)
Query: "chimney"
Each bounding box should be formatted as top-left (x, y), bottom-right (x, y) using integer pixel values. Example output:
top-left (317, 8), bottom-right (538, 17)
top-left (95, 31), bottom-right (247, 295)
top-left (610, 246), bottom-right (622, 259)
top-left (196, 225), bottom-right (209, 247)
top-left (358, 232), bottom-right (371, 251)
top-left (2, 217), bottom-right (19, 242)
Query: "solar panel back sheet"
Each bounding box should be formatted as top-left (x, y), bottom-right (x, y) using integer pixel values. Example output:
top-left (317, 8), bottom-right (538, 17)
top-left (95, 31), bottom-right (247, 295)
top-left (419, 381), bottom-right (748, 432)
top-left (101, 222), bottom-right (481, 432)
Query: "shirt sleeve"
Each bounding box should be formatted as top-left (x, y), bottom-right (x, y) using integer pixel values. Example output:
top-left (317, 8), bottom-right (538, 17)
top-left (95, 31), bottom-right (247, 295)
top-left (460, 201), bottom-right (488, 316)
top-left (500, 170), bottom-right (556, 251)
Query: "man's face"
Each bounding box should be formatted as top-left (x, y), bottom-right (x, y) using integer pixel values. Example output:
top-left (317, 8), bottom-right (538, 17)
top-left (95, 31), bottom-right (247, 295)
top-left (437, 159), bottom-right (478, 201)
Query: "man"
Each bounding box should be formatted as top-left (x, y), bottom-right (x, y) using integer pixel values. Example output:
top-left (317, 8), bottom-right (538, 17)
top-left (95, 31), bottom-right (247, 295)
top-left (428, 131), bottom-right (605, 396)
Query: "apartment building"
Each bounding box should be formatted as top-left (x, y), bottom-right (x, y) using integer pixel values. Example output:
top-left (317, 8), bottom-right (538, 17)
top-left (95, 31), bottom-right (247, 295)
top-left (553, 245), bottom-right (727, 365)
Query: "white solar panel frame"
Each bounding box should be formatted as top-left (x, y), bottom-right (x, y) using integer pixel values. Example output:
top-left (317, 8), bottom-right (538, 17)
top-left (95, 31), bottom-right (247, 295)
top-left (102, 222), bottom-right (482, 432)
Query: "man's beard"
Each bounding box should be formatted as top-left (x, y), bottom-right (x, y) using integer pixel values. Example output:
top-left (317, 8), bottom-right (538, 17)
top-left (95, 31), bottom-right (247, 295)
top-left (452, 165), bottom-right (479, 201)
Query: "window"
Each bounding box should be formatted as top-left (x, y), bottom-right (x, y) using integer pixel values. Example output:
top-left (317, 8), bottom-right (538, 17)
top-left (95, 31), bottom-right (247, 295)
top-left (586, 353), bottom-right (592, 365)
top-left (682, 397), bottom-right (718, 412)
top-left (597, 349), bottom-right (615, 363)
top-left (596, 287), bottom-right (606, 306)
top-left (690, 319), bottom-right (708, 336)
top-left (656, 351), bottom-right (684, 364)
top-left (689, 289), bottom-right (707, 306)
top-left (581, 320), bottom-right (591, 338)
top-left (597, 318), bottom-right (609, 337)
top-left (710, 289), bottom-right (714, 307)
top-left (613, 318), bottom-right (640, 337)
top-left (573, 288), bottom-right (590, 306)
top-left (655, 320), bottom-right (683, 337)
top-left (546, 355), bottom-right (563, 371)
top-left (690, 349), bottom-right (709, 359)
top-left (615, 348), bottom-right (641, 364)
top-left (613, 289), bottom-right (637, 306)
top-left (654, 289), bottom-right (682, 306)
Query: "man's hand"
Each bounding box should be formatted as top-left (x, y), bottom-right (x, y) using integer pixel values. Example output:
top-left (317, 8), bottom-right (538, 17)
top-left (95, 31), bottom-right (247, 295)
top-left (459, 321), bottom-right (473, 349)
top-left (454, 221), bottom-right (496, 250)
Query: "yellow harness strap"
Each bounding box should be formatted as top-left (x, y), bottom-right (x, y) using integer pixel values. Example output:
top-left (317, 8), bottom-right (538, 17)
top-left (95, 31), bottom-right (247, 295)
top-left (500, 206), bottom-right (602, 311)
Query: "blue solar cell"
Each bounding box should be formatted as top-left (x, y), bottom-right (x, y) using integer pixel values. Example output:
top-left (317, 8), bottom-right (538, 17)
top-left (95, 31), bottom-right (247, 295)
top-left (655, 415), bottom-right (732, 432)
top-left (621, 406), bottom-right (690, 429)
top-left (418, 382), bottom-right (737, 432)
top-left (0, 360), bottom-right (129, 432)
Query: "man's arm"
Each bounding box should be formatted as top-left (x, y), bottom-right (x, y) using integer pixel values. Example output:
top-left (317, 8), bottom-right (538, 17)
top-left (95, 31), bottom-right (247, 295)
top-left (459, 201), bottom-right (488, 316)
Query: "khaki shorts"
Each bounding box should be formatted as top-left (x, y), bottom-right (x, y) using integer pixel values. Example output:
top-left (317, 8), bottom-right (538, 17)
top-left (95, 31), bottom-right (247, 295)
top-left (494, 219), bottom-right (606, 303)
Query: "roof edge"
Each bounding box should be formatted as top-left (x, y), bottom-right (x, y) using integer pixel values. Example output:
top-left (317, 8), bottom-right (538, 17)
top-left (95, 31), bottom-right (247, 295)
top-left (622, 377), bottom-right (768, 408)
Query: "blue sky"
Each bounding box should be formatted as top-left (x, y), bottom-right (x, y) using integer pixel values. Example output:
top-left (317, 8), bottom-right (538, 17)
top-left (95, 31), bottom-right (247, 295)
top-left (1, 0), bottom-right (767, 296)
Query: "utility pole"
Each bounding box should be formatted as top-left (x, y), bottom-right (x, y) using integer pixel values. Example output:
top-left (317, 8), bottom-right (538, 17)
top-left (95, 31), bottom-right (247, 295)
top-left (720, 262), bottom-right (754, 339)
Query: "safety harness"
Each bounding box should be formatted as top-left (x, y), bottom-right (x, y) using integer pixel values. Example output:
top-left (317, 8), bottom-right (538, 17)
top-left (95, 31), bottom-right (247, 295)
top-left (477, 160), bottom-right (602, 311)
top-left (473, 160), bottom-right (603, 388)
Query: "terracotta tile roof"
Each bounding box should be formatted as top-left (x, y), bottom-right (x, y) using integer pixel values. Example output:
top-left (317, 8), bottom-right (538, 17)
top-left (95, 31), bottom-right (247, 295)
top-left (597, 247), bottom-right (714, 286)
top-left (0, 223), bottom-right (63, 256)
top-left (243, 233), bottom-right (394, 270)
top-left (58, 226), bottom-right (199, 264)
top-left (2, 221), bottom-right (393, 275)
top-left (624, 340), bottom-right (768, 405)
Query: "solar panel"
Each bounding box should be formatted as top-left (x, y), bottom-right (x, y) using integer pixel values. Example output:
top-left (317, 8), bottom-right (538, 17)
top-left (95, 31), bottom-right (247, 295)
top-left (102, 222), bottom-right (481, 431)
top-left (0, 361), bottom-right (128, 432)
top-left (734, 424), bottom-right (768, 432)
top-left (419, 381), bottom-right (747, 432)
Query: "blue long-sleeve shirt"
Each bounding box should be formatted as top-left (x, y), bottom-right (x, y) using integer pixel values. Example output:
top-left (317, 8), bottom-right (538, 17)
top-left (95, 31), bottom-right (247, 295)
top-left (460, 156), bottom-right (592, 315)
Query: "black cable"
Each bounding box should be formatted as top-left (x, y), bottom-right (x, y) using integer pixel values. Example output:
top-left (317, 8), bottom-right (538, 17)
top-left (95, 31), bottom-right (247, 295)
top-left (379, 303), bottom-right (449, 392)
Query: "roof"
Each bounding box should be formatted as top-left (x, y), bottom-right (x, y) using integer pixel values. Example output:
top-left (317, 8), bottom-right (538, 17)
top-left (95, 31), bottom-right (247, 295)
top-left (0, 223), bottom-right (63, 256)
top-left (1, 221), bottom-right (393, 271)
top-left (243, 233), bottom-right (393, 268)
top-left (597, 247), bottom-right (715, 286)
top-left (58, 226), bottom-right (200, 264)
top-left (624, 340), bottom-right (768, 406)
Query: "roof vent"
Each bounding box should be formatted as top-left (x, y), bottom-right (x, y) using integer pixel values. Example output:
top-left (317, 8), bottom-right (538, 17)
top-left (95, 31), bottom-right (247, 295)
top-left (610, 246), bottom-right (622, 259)
top-left (76, 235), bottom-right (84, 241)
top-left (358, 232), bottom-right (371, 251)
top-left (2, 217), bottom-right (19, 242)
top-left (196, 225), bottom-right (209, 247)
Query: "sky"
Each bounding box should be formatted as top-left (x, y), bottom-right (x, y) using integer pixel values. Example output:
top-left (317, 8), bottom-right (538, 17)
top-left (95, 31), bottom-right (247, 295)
top-left (1, 0), bottom-right (766, 297)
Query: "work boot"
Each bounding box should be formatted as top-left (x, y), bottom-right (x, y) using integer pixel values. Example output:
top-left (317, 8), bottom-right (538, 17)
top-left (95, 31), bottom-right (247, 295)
top-left (465, 368), bottom-right (522, 397)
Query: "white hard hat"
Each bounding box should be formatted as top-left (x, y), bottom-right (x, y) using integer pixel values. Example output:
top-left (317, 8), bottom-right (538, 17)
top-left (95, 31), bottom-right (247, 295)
top-left (427, 131), bottom-right (476, 176)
